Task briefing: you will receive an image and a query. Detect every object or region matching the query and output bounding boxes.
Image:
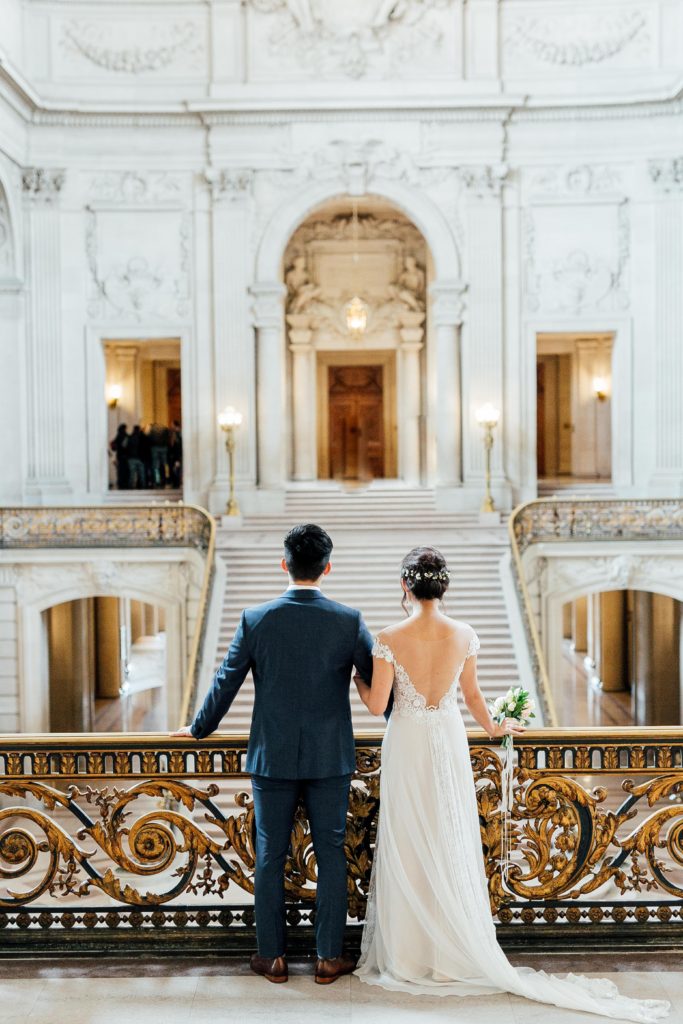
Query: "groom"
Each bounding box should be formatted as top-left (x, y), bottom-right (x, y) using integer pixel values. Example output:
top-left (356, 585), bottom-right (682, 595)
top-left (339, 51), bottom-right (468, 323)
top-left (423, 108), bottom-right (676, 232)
top-left (175, 524), bottom-right (373, 984)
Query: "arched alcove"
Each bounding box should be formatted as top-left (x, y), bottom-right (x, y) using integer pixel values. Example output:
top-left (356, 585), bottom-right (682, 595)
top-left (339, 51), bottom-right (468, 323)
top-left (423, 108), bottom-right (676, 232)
top-left (252, 175), bottom-right (464, 491)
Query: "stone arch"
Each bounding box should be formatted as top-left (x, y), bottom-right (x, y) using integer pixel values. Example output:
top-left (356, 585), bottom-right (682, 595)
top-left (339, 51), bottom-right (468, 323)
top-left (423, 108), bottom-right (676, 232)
top-left (255, 174), bottom-right (461, 283)
top-left (251, 171), bottom-right (465, 491)
top-left (0, 174), bottom-right (18, 280)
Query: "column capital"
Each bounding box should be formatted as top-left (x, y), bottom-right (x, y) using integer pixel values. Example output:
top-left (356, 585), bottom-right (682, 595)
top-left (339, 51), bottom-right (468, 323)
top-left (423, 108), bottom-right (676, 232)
top-left (22, 168), bottom-right (66, 204)
top-left (206, 167), bottom-right (254, 204)
top-left (649, 158), bottom-right (683, 194)
top-left (458, 164), bottom-right (508, 199)
top-left (250, 282), bottom-right (286, 328)
top-left (429, 279), bottom-right (467, 326)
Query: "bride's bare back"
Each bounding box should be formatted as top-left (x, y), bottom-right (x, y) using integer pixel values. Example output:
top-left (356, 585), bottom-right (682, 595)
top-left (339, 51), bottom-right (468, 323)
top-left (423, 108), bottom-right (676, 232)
top-left (378, 613), bottom-right (474, 708)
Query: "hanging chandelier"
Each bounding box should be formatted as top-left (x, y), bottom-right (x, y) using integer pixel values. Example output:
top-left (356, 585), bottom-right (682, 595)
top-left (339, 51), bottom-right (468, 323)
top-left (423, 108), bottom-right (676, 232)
top-left (345, 200), bottom-right (368, 337)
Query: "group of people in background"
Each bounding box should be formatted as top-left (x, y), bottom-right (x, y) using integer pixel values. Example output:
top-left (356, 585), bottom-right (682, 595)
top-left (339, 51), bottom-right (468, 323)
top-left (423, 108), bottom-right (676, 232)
top-left (110, 421), bottom-right (183, 490)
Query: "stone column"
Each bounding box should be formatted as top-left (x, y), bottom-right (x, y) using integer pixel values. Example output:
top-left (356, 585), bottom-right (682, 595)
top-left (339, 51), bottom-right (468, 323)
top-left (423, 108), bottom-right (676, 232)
top-left (430, 280), bottom-right (466, 490)
top-left (208, 170), bottom-right (256, 511)
top-left (649, 159), bottom-right (683, 495)
top-left (251, 282), bottom-right (287, 490)
top-left (459, 166), bottom-right (508, 505)
top-left (287, 316), bottom-right (316, 481)
top-left (398, 314), bottom-right (425, 485)
top-left (22, 168), bottom-right (71, 501)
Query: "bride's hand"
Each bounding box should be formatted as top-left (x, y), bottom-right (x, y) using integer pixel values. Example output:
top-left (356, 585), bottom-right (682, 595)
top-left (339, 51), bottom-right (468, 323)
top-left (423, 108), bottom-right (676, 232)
top-left (489, 718), bottom-right (526, 739)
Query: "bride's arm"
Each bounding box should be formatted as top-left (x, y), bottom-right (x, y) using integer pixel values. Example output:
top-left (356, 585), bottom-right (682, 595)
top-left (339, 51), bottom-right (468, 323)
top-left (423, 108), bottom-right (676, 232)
top-left (460, 656), bottom-right (525, 739)
top-left (355, 656), bottom-right (394, 716)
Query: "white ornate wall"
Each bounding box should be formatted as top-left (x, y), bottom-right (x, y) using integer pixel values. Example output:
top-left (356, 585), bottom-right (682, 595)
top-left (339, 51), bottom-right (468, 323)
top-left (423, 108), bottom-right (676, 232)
top-left (0, 0), bottom-right (682, 510)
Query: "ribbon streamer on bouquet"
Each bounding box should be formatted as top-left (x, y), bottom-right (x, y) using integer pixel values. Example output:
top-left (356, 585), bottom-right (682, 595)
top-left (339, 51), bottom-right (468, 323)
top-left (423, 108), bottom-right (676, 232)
top-left (500, 736), bottom-right (515, 884)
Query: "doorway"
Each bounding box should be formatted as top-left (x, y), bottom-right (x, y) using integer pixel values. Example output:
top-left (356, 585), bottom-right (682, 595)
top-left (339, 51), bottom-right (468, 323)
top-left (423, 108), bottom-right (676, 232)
top-left (45, 596), bottom-right (167, 732)
top-left (536, 332), bottom-right (613, 487)
top-left (317, 351), bottom-right (397, 481)
top-left (104, 339), bottom-right (183, 493)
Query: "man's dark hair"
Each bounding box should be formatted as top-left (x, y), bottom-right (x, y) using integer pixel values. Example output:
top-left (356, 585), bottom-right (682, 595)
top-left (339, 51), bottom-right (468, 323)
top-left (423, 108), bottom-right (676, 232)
top-left (284, 524), bottom-right (333, 581)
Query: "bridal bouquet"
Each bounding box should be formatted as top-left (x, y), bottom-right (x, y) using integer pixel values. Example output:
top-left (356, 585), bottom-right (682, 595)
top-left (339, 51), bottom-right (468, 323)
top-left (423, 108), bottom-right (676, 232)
top-left (489, 687), bottom-right (536, 749)
top-left (488, 687), bottom-right (535, 880)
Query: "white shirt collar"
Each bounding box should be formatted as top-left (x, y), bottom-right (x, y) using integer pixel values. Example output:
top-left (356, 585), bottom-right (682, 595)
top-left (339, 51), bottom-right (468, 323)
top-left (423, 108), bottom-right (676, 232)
top-left (287, 583), bottom-right (321, 591)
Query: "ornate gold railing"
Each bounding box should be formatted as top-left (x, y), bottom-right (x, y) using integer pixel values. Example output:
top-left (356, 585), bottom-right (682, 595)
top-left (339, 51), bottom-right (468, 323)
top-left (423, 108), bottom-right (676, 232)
top-left (0, 505), bottom-right (216, 727)
top-left (1, 729), bottom-right (682, 952)
top-left (508, 498), bottom-right (683, 726)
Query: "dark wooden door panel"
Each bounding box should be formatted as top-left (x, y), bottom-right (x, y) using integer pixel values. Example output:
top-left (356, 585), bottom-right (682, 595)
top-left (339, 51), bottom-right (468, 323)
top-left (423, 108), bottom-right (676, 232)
top-left (328, 365), bottom-right (385, 481)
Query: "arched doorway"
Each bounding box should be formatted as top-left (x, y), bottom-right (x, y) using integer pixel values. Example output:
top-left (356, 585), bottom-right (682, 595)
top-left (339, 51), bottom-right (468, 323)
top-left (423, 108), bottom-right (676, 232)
top-left (283, 197), bottom-right (427, 484)
top-left (44, 596), bottom-right (168, 732)
top-left (252, 173), bottom-right (464, 495)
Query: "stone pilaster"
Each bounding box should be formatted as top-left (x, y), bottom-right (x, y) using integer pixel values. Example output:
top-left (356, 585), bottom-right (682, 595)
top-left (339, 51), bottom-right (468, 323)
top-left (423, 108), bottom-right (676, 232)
top-left (287, 316), bottom-right (316, 481)
top-left (460, 166), bottom-right (507, 498)
top-left (22, 168), bottom-right (71, 501)
top-left (430, 279), bottom-right (466, 489)
top-left (649, 159), bottom-right (683, 495)
top-left (398, 315), bottom-right (425, 486)
top-left (251, 281), bottom-right (287, 490)
top-left (207, 169), bottom-right (256, 508)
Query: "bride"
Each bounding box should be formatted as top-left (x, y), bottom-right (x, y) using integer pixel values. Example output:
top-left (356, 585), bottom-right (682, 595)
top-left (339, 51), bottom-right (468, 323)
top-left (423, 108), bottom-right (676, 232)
top-left (353, 546), bottom-right (669, 1022)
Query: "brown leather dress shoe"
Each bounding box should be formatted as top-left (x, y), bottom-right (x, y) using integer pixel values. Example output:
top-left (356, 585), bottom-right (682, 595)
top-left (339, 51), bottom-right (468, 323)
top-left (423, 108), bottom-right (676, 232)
top-left (315, 953), bottom-right (357, 985)
top-left (250, 953), bottom-right (288, 983)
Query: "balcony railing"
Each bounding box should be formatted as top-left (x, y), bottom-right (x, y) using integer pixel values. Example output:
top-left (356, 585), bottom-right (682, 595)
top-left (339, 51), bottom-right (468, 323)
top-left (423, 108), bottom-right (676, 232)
top-left (508, 498), bottom-right (683, 726)
top-left (1, 729), bottom-right (682, 953)
top-left (0, 504), bottom-right (216, 727)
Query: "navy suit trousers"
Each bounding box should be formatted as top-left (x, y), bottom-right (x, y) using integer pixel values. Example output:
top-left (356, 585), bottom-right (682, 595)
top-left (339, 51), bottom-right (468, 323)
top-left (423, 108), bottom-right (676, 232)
top-left (251, 773), bottom-right (352, 959)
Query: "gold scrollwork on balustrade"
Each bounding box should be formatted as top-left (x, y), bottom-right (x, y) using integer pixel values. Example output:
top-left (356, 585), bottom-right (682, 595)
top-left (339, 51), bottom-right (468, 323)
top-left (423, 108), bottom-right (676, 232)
top-left (1, 734), bottom-right (683, 944)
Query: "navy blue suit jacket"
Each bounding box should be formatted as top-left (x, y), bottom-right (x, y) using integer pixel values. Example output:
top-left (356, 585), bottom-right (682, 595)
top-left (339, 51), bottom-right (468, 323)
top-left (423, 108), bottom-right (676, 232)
top-left (190, 588), bottom-right (374, 779)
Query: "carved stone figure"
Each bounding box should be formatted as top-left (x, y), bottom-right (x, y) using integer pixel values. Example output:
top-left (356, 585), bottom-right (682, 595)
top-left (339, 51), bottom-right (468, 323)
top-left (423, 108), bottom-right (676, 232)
top-left (285, 255), bottom-right (322, 313)
top-left (388, 255), bottom-right (425, 311)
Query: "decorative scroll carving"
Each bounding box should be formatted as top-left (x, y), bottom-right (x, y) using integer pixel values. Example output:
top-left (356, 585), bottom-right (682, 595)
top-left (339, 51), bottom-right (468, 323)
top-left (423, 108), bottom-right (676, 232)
top-left (209, 169), bottom-right (254, 202)
top-left (87, 172), bottom-right (183, 205)
top-left (0, 505), bottom-right (212, 554)
top-left (61, 20), bottom-right (204, 75)
top-left (85, 209), bottom-right (191, 322)
top-left (2, 734), bottom-right (683, 948)
top-left (528, 164), bottom-right (622, 197)
top-left (249, 0), bottom-right (455, 79)
top-left (505, 11), bottom-right (648, 67)
top-left (459, 165), bottom-right (508, 198)
top-left (522, 202), bottom-right (630, 314)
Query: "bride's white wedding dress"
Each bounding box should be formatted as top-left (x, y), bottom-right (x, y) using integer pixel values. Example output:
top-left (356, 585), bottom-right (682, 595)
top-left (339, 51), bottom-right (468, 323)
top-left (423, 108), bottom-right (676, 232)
top-left (355, 630), bottom-right (670, 1022)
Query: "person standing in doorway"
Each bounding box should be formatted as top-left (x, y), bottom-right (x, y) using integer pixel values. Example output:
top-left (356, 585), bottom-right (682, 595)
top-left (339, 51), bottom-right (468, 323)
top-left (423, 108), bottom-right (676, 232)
top-left (109, 424), bottom-right (129, 490)
top-left (148, 422), bottom-right (169, 488)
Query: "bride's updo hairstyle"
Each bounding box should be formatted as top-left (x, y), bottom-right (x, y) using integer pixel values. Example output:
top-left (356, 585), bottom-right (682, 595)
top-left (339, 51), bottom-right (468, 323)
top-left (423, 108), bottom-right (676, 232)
top-left (400, 546), bottom-right (450, 613)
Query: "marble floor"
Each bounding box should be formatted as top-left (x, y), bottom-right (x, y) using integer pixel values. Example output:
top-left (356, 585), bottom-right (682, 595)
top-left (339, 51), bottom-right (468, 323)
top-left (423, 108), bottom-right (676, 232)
top-left (0, 954), bottom-right (680, 1024)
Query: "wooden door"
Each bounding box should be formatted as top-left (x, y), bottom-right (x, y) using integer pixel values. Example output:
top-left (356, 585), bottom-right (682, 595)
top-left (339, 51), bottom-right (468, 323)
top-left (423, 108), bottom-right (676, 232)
top-left (166, 367), bottom-right (182, 426)
top-left (328, 365), bottom-right (385, 480)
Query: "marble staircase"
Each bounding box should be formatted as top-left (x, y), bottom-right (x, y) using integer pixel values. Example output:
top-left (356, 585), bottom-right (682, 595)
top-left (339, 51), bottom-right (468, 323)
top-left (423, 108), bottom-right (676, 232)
top-left (209, 488), bottom-right (521, 733)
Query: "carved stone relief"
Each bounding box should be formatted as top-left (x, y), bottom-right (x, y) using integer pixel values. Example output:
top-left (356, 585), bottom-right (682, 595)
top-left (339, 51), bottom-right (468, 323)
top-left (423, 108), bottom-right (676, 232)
top-left (60, 19), bottom-right (205, 75)
top-left (542, 553), bottom-right (683, 598)
top-left (505, 9), bottom-right (650, 69)
top-left (87, 172), bottom-right (184, 204)
top-left (248, 0), bottom-right (456, 79)
top-left (283, 209), bottom-right (427, 342)
top-left (523, 200), bottom-right (630, 315)
top-left (527, 164), bottom-right (623, 198)
top-left (22, 168), bottom-right (65, 203)
top-left (86, 208), bottom-right (191, 322)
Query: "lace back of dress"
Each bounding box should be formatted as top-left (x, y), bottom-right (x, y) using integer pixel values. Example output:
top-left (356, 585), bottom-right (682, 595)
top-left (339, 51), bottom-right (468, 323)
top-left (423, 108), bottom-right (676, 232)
top-left (372, 630), bottom-right (480, 720)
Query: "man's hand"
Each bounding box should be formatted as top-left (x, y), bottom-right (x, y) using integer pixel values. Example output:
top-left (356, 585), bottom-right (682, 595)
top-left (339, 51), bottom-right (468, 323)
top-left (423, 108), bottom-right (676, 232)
top-left (170, 725), bottom-right (195, 738)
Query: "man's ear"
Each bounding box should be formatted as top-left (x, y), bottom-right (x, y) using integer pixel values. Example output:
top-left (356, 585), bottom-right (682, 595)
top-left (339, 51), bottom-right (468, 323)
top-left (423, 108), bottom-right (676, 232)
top-left (281, 557), bottom-right (288, 574)
top-left (322, 562), bottom-right (332, 577)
